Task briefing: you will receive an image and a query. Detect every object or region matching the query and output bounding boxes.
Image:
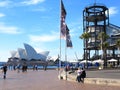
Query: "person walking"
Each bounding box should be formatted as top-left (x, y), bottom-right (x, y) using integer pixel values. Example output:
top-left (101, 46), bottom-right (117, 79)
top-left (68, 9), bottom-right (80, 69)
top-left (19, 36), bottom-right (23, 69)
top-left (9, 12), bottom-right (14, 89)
top-left (35, 65), bottom-right (38, 70)
top-left (17, 64), bottom-right (20, 73)
top-left (2, 64), bottom-right (8, 79)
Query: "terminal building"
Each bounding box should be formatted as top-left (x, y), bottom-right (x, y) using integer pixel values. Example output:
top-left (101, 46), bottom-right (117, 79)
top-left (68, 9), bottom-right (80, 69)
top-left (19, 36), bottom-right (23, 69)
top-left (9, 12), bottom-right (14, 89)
top-left (82, 3), bottom-right (120, 65)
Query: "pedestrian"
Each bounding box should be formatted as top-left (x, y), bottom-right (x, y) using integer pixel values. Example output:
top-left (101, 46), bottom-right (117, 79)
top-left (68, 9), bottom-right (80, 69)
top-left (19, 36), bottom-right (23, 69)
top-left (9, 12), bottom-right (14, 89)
top-left (33, 65), bottom-right (35, 71)
top-left (17, 64), bottom-right (20, 73)
top-left (2, 64), bottom-right (8, 79)
top-left (76, 67), bottom-right (82, 82)
top-left (80, 68), bottom-right (86, 83)
top-left (43, 62), bottom-right (48, 71)
top-left (35, 65), bottom-right (38, 70)
top-left (13, 65), bottom-right (16, 70)
top-left (33, 64), bottom-right (38, 71)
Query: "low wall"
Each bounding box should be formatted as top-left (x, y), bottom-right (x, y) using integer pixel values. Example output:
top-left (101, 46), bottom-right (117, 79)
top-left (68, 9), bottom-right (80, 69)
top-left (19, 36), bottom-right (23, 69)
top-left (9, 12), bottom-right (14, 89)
top-left (59, 71), bottom-right (120, 87)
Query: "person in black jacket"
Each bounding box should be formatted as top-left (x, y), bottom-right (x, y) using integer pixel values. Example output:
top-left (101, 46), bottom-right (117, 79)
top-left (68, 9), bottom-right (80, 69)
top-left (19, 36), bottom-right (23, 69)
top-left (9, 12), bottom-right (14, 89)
top-left (2, 64), bottom-right (8, 79)
top-left (80, 68), bottom-right (86, 83)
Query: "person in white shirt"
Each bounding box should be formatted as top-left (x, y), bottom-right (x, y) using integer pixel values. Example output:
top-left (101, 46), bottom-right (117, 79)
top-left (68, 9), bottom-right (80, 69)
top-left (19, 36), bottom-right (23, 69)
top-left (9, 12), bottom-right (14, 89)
top-left (76, 68), bottom-right (83, 82)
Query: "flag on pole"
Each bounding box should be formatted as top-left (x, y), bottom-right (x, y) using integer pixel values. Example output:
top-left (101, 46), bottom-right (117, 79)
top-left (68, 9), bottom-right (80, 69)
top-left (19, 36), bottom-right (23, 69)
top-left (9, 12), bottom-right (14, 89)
top-left (66, 25), bottom-right (73, 48)
top-left (60, 0), bottom-right (67, 39)
top-left (61, 22), bottom-right (66, 39)
top-left (60, 0), bottom-right (73, 47)
top-left (61, 0), bottom-right (66, 19)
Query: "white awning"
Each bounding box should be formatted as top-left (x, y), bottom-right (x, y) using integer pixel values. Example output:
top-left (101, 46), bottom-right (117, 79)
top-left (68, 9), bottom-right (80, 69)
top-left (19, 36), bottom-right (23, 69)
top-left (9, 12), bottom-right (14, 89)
top-left (108, 59), bottom-right (117, 62)
top-left (80, 60), bottom-right (92, 63)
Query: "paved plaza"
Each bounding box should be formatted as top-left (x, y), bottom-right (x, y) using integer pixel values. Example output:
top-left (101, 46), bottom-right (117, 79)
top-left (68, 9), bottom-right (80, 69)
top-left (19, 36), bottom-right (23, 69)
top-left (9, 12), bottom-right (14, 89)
top-left (0, 69), bottom-right (120, 90)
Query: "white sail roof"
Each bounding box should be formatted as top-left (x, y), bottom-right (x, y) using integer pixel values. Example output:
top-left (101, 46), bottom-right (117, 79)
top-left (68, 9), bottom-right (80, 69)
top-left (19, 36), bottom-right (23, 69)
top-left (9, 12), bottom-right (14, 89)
top-left (10, 43), bottom-right (49, 61)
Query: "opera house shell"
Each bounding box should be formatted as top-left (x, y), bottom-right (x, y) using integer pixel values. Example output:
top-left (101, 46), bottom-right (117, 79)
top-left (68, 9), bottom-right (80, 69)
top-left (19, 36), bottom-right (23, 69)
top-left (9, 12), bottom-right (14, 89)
top-left (9, 43), bottom-right (49, 61)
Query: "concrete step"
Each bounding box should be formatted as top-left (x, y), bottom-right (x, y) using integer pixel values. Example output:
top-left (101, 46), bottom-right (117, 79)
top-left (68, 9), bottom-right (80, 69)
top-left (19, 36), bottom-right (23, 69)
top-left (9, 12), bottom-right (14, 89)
top-left (59, 71), bottom-right (120, 87)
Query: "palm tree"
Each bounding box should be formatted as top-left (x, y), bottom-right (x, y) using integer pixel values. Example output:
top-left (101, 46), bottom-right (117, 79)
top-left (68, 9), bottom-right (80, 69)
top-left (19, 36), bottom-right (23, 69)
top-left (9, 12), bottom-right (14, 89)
top-left (80, 32), bottom-right (91, 48)
top-left (116, 39), bottom-right (120, 65)
top-left (98, 32), bottom-right (109, 46)
top-left (101, 42), bottom-right (109, 67)
top-left (98, 32), bottom-right (109, 68)
top-left (80, 32), bottom-right (91, 68)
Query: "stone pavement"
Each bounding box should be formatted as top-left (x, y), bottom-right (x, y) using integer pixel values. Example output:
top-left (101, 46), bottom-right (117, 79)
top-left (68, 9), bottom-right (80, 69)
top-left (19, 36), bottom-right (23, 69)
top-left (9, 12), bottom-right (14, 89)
top-left (0, 70), bottom-right (120, 90)
top-left (60, 69), bottom-right (120, 87)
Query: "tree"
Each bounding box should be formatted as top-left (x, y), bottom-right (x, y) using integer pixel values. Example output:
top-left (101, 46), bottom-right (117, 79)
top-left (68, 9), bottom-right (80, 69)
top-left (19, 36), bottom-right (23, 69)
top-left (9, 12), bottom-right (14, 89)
top-left (98, 32), bottom-right (109, 68)
top-left (80, 32), bottom-right (91, 68)
top-left (80, 32), bottom-right (91, 45)
top-left (116, 39), bottom-right (120, 65)
top-left (101, 42), bottom-right (109, 67)
top-left (98, 32), bottom-right (109, 42)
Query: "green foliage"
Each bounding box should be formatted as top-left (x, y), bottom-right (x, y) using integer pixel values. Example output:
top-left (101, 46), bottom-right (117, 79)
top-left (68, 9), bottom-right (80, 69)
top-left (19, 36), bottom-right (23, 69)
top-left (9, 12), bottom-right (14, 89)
top-left (97, 32), bottom-right (109, 41)
top-left (116, 39), bottom-right (120, 47)
top-left (80, 32), bottom-right (91, 39)
top-left (101, 42), bottom-right (109, 50)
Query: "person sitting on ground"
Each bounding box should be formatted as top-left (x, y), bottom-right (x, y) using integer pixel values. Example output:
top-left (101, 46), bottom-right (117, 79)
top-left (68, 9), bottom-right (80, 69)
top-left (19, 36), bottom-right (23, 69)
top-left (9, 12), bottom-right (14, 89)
top-left (80, 68), bottom-right (86, 83)
top-left (76, 67), bottom-right (83, 82)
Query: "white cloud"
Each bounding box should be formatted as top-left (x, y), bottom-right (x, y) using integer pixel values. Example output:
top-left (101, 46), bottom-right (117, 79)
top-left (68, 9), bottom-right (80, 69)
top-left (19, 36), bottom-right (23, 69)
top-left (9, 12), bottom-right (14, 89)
top-left (32, 7), bottom-right (46, 12)
top-left (29, 32), bottom-right (59, 42)
top-left (22, 0), bottom-right (45, 5)
top-left (0, 13), bottom-right (5, 17)
top-left (0, 0), bottom-right (11, 7)
top-left (0, 23), bottom-right (21, 34)
top-left (109, 7), bottom-right (118, 16)
top-left (0, 0), bottom-right (45, 8)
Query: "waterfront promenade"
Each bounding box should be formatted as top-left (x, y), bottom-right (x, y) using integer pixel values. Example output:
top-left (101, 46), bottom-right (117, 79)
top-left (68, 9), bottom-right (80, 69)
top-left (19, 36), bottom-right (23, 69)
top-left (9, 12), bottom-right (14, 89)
top-left (0, 69), bottom-right (120, 90)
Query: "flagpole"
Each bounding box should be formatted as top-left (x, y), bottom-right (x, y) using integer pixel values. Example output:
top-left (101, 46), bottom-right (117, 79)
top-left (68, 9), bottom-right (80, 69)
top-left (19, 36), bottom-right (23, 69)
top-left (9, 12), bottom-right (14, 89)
top-left (59, 37), bottom-right (62, 79)
top-left (65, 37), bottom-right (67, 80)
top-left (59, 0), bottom-right (62, 79)
top-left (60, 0), bottom-right (71, 80)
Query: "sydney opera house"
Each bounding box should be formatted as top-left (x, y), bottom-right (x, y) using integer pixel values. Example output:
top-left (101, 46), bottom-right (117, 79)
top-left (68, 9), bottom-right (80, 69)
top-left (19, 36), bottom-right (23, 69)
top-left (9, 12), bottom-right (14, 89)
top-left (9, 43), bottom-right (49, 62)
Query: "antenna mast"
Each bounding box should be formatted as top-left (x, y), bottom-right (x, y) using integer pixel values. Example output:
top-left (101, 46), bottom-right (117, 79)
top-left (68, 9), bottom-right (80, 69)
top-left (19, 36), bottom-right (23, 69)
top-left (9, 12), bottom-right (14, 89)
top-left (94, 0), bottom-right (96, 5)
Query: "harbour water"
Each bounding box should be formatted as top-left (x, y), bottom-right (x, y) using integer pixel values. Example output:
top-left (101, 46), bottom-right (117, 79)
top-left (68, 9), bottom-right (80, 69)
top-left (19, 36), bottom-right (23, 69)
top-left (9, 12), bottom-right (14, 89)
top-left (28, 65), bottom-right (58, 69)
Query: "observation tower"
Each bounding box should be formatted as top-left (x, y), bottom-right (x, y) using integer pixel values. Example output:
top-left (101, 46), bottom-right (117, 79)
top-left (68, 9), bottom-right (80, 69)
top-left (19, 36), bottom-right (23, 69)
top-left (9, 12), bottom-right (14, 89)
top-left (83, 3), bottom-right (109, 60)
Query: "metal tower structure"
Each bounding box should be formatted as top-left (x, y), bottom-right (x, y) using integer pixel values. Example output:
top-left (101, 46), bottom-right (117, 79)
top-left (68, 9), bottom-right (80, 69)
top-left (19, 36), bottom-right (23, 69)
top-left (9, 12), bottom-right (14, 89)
top-left (83, 3), bottom-right (109, 60)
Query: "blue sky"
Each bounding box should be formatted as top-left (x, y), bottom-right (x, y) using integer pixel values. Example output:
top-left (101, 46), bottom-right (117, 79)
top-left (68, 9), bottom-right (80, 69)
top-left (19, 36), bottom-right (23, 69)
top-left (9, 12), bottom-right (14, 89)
top-left (0, 0), bottom-right (120, 62)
